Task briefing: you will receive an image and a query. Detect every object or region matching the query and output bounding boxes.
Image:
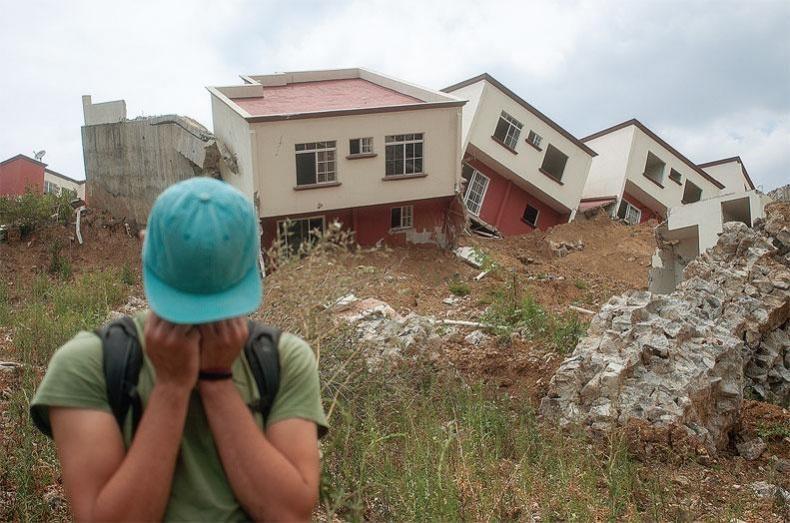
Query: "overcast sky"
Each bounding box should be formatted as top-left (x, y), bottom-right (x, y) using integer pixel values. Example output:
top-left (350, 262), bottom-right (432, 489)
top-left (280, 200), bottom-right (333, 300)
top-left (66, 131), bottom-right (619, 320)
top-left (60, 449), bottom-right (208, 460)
top-left (1, 0), bottom-right (788, 189)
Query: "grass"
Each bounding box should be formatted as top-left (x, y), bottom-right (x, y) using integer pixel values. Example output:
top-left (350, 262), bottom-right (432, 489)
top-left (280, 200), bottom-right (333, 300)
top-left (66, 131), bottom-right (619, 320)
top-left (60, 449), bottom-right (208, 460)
top-left (757, 422), bottom-right (790, 440)
top-left (0, 266), bottom-right (127, 521)
top-left (481, 275), bottom-right (586, 352)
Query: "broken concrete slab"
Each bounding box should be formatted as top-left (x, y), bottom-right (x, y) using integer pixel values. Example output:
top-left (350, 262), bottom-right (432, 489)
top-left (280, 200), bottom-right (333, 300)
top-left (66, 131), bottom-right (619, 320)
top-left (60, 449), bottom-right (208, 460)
top-left (454, 246), bottom-right (485, 269)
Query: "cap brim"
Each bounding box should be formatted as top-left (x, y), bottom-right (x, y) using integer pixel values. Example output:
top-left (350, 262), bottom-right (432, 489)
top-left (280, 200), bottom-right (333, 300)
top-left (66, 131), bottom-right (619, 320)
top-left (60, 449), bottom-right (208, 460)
top-left (143, 264), bottom-right (262, 324)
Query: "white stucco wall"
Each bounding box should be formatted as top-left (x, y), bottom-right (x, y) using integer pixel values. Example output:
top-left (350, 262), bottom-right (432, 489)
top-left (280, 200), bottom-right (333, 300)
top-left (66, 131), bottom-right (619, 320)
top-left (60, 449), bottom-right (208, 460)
top-left (624, 127), bottom-right (722, 209)
top-left (249, 106), bottom-right (461, 218)
top-left (210, 95), bottom-right (256, 204)
top-left (463, 81), bottom-right (593, 212)
top-left (701, 161), bottom-right (752, 195)
top-left (582, 126), bottom-right (635, 199)
top-left (44, 171), bottom-right (85, 199)
top-left (445, 81), bottom-right (485, 148)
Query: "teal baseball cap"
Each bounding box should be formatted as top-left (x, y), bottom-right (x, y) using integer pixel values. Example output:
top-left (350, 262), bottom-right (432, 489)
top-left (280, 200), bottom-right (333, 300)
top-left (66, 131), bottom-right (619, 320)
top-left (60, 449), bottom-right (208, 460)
top-left (142, 177), bottom-right (262, 324)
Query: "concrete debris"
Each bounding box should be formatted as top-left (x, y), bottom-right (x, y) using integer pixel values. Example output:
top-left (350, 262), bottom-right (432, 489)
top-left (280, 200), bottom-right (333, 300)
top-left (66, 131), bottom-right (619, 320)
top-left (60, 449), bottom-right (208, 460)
top-left (767, 184), bottom-right (790, 203)
top-left (107, 296), bottom-right (148, 322)
top-left (769, 455), bottom-right (790, 475)
top-left (0, 361), bottom-right (22, 374)
top-left (332, 295), bottom-right (449, 370)
top-left (568, 305), bottom-right (596, 315)
top-left (442, 296), bottom-right (460, 306)
top-left (750, 481), bottom-right (790, 504)
top-left (736, 437), bottom-right (766, 461)
top-left (464, 330), bottom-right (489, 346)
top-left (540, 206), bottom-right (790, 453)
top-left (454, 246), bottom-right (485, 268)
top-left (548, 239), bottom-right (584, 258)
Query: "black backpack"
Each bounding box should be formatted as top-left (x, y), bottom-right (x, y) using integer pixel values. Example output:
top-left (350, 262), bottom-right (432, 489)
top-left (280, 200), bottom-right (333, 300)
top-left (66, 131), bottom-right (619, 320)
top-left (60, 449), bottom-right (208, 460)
top-left (96, 316), bottom-right (281, 437)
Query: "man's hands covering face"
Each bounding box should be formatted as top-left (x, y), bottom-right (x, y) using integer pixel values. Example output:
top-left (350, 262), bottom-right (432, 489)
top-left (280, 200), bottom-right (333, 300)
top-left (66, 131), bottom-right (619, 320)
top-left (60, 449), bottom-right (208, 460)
top-left (198, 318), bottom-right (249, 371)
top-left (145, 312), bottom-right (201, 390)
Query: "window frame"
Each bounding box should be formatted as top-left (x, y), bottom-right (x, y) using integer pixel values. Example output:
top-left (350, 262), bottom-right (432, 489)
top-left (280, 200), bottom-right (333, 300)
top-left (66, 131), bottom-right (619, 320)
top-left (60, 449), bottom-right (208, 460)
top-left (522, 204), bottom-right (540, 227)
top-left (668, 168), bottom-right (682, 185)
top-left (385, 133), bottom-right (424, 177)
top-left (390, 205), bottom-right (414, 231)
top-left (617, 198), bottom-right (642, 225)
top-left (349, 137), bottom-right (374, 156)
top-left (493, 111), bottom-right (523, 150)
top-left (539, 144), bottom-right (569, 182)
top-left (44, 180), bottom-right (60, 195)
top-left (276, 216), bottom-right (326, 252)
top-left (461, 164), bottom-right (490, 217)
top-left (526, 130), bottom-right (543, 150)
top-left (295, 141), bottom-right (337, 186)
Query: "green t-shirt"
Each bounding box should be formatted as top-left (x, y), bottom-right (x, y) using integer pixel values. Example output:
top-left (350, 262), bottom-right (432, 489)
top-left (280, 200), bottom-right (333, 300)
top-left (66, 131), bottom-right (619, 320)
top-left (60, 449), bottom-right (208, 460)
top-left (30, 311), bottom-right (328, 522)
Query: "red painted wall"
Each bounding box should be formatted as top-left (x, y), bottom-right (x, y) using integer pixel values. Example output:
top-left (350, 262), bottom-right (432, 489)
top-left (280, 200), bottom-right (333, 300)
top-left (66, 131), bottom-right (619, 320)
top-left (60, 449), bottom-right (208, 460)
top-left (260, 196), bottom-right (452, 249)
top-left (0, 156), bottom-right (45, 196)
top-left (466, 159), bottom-right (566, 235)
top-left (621, 191), bottom-right (661, 223)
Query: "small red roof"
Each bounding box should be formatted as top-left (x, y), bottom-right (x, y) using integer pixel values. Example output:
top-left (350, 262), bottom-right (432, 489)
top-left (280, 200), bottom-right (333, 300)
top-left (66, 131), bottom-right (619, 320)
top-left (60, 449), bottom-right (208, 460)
top-left (231, 78), bottom-right (422, 117)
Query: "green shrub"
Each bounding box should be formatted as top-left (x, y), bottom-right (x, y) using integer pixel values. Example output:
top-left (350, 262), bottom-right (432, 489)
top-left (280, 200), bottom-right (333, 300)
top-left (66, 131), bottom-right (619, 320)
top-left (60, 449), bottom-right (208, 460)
top-left (121, 262), bottom-right (136, 286)
top-left (47, 240), bottom-right (72, 280)
top-left (0, 190), bottom-right (73, 236)
top-left (448, 277), bottom-right (470, 297)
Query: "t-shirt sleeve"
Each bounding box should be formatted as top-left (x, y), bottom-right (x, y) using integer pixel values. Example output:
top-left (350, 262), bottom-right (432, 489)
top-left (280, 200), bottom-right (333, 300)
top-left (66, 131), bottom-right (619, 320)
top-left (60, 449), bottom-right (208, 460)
top-left (266, 333), bottom-right (328, 437)
top-left (30, 331), bottom-right (110, 437)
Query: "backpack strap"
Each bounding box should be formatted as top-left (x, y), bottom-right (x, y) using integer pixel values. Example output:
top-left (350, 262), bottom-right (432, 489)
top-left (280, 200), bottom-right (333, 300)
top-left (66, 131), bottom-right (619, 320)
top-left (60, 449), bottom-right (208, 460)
top-left (243, 320), bottom-right (281, 424)
top-left (97, 316), bottom-right (144, 437)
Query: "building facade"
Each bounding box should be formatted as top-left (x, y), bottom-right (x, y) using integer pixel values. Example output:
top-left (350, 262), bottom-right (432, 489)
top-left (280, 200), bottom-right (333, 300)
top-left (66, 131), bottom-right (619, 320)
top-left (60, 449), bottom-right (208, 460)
top-left (581, 119), bottom-right (725, 224)
top-left (442, 74), bottom-right (596, 235)
top-left (209, 68), bottom-right (465, 249)
top-left (698, 156), bottom-right (755, 195)
top-left (0, 154), bottom-right (84, 199)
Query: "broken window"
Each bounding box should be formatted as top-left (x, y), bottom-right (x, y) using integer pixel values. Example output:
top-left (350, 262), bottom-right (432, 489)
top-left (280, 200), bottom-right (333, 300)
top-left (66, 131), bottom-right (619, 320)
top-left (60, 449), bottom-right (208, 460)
top-left (522, 205), bottom-right (539, 227)
top-left (277, 216), bottom-right (325, 253)
top-left (385, 134), bottom-right (423, 176)
top-left (461, 164), bottom-right (489, 216)
top-left (390, 205), bottom-right (413, 230)
top-left (616, 199), bottom-right (642, 225)
top-left (540, 144), bottom-right (569, 182)
top-left (668, 168), bottom-right (682, 184)
top-left (349, 137), bottom-right (373, 155)
top-left (295, 141), bottom-right (336, 185)
top-left (527, 130), bottom-right (543, 149)
top-left (643, 152), bottom-right (666, 186)
top-left (682, 179), bottom-right (702, 204)
top-left (493, 111), bottom-right (523, 149)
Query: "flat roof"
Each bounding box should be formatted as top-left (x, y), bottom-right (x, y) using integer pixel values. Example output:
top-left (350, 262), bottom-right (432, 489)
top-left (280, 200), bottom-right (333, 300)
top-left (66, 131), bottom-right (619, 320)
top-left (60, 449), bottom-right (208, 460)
top-left (581, 119), bottom-right (725, 190)
top-left (230, 78), bottom-right (423, 118)
top-left (442, 73), bottom-right (598, 158)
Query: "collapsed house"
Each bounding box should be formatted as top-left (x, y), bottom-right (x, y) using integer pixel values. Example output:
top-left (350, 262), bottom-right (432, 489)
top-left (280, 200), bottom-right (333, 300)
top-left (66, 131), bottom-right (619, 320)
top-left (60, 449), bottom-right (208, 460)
top-left (208, 68), bottom-right (466, 249)
top-left (442, 74), bottom-right (596, 235)
top-left (80, 95), bottom-right (236, 224)
top-left (540, 203), bottom-right (790, 453)
top-left (580, 119), bottom-right (726, 224)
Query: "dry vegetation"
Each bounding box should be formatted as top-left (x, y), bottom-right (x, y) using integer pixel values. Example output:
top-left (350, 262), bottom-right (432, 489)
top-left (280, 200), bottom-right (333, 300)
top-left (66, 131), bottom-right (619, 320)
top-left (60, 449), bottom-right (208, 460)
top-left (0, 198), bottom-right (787, 521)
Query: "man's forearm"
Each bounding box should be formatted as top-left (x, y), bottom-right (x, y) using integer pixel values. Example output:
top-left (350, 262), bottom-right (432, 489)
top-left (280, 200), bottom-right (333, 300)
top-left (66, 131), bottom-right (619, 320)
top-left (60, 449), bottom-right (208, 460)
top-left (198, 380), bottom-right (316, 521)
top-left (92, 383), bottom-right (191, 521)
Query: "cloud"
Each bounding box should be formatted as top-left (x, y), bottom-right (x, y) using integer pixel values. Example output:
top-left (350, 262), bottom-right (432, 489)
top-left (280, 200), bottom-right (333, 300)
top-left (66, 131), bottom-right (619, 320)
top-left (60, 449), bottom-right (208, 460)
top-left (1, 0), bottom-right (787, 190)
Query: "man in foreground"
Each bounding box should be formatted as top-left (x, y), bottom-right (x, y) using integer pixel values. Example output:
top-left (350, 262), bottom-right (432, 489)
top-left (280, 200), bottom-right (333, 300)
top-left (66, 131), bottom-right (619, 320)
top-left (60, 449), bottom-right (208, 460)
top-left (30, 177), bottom-right (328, 521)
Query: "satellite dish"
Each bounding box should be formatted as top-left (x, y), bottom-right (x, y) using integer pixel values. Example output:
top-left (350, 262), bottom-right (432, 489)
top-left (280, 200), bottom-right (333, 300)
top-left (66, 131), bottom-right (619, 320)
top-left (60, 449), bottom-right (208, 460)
top-left (33, 150), bottom-right (46, 161)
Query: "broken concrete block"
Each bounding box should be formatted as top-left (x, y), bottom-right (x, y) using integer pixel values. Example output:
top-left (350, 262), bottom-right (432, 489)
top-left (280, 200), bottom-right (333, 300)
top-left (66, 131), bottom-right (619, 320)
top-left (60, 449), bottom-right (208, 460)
top-left (736, 437), bottom-right (767, 460)
top-left (454, 246), bottom-right (485, 268)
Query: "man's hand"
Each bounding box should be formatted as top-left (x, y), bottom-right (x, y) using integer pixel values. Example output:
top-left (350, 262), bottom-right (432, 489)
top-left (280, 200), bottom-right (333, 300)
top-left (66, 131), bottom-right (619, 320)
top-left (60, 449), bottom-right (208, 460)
top-left (144, 311), bottom-right (201, 389)
top-left (198, 318), bottom-right (249, 370)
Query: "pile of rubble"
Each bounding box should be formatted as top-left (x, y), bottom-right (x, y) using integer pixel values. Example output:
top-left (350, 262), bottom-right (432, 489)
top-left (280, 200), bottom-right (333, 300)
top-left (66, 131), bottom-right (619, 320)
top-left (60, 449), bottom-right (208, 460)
top-left (540, 204), bottom-right (789, 453)
top-left (547, 239), bottom-right (584, 257)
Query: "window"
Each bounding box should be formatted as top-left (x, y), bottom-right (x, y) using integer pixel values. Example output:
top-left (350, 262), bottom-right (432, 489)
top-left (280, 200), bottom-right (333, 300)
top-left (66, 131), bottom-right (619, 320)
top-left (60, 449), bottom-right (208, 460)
top-left (668, 169), bottom-right (682, 184)
top-left (493, 111), bottom-right (523, 149)
top-left (522, 205), bottom-right (539, 227)
top-left (295, 141), bottom-right (336, 186)
top-left (390, 205), bottom-right (413, 230)
top-left (616, 199), bottom-right (642, 225)
top-left (44, 181), bottom-right (60, 195)
top-left (277, 216), bottom-right (325, 252)
top-left (385, 134), bottom-right (423, 176)
top-left (682, 180), bottom-right (702, 204)
top-left (540, 144), bottom-right (569, 182)
top-left (461, 164), bottom-right (489, 216)
top-left (643, 152), bottom-right (666, 186)
top-left (527, 130), bottom-right (543, 149)
top-left (349, 137), bottom-right (373, 155)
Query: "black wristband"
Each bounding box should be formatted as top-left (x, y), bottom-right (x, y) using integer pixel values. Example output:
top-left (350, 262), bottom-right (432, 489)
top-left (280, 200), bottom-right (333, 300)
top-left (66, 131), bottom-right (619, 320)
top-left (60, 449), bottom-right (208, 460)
top-left (198, 370), bottom-right (233, 381)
